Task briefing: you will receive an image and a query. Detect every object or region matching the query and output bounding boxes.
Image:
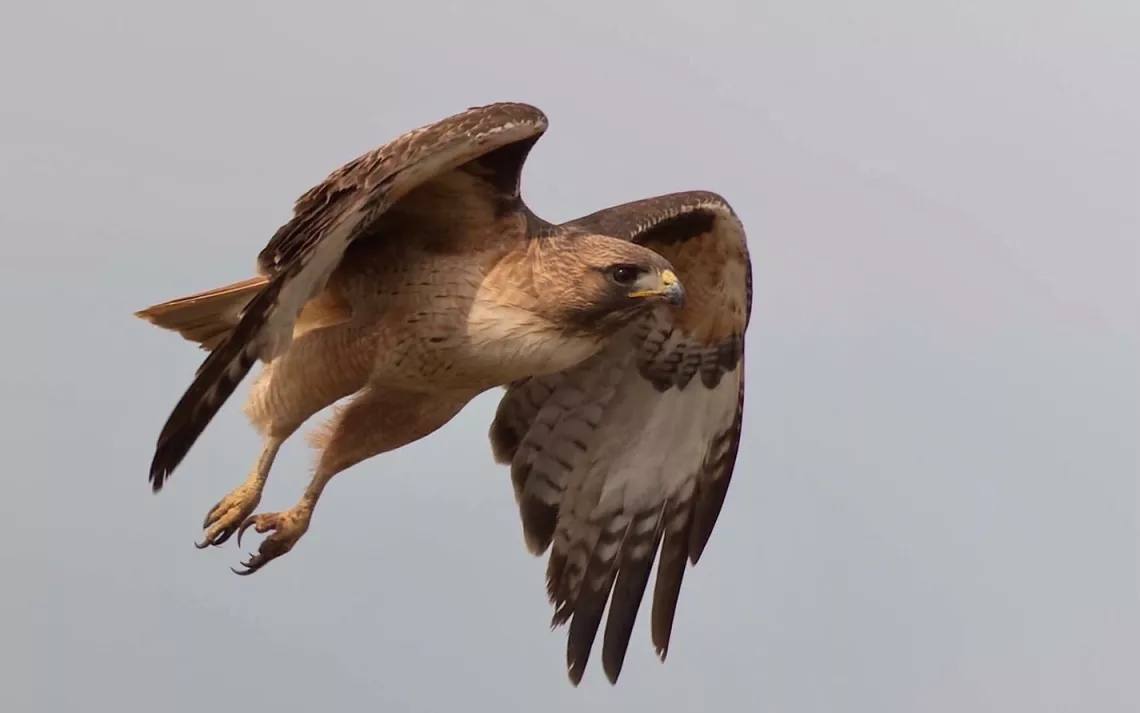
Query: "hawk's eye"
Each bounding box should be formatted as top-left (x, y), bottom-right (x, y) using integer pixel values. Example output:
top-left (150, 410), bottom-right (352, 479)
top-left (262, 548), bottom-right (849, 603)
top-left (609, 264), bottom-right (640, 286)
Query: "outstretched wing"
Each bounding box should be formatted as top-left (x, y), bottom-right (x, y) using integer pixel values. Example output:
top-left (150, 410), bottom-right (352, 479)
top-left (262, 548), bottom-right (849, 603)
top-left (490, 191), bottom-right (752, 684)
top-left (148, 102), bottom-right (548, 491)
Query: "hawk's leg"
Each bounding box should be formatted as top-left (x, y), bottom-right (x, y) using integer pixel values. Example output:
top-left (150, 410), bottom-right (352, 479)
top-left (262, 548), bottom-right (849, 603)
top-left (197, 320), bottom-right (376, 548)
top-left (231, 386), bottom-right (470, 575)
top-left (196, 436), bottom-right (283, 548)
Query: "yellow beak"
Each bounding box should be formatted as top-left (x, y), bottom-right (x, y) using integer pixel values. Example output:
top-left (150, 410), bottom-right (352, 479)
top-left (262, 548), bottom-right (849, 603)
top-left (629, 269), bottom-right (685, 307)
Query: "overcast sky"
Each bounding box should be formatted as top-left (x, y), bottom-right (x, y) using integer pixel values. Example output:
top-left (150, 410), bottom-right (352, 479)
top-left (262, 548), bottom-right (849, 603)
top-left (1, 1), bottom-right (1137, 711)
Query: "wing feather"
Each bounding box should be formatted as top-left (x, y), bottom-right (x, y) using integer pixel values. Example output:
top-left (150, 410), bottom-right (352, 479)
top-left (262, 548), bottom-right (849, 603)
top-left (490, 191), bottom-right (751, 684)
top-left (148, 102), bottom-right (548, 490)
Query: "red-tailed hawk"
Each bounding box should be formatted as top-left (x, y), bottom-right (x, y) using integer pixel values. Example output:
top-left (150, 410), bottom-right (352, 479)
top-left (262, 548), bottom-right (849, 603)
top-left (136, 102), bottom-right (752, 685)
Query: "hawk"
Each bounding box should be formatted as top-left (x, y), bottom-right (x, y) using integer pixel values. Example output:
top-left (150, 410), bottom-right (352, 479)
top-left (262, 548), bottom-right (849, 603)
top-left (136, 102), bottom-right (752, 685)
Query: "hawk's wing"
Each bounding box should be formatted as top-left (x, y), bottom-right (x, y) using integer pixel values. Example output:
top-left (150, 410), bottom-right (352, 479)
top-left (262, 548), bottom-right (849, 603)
top-left (148, 102), bottom-right (548, 490)
top-left (489, 191), bottom-right (752, 684)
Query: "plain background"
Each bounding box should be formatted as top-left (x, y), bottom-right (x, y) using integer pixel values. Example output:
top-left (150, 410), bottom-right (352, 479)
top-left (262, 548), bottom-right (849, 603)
top-left (1, 1), bottom-right (1136, 711)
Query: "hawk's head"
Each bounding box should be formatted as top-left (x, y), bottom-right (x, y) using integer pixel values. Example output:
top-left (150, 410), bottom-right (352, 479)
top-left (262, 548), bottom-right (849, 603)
top-left (532, 233), bottom-right (685, 335)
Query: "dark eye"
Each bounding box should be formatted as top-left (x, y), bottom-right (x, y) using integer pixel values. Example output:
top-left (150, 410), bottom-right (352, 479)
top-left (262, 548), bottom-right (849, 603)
top-left (609, 264), bottom-right (640, 286)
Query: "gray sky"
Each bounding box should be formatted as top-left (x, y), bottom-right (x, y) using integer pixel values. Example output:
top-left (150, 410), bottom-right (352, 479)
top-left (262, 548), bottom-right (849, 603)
top-left (1, 1), bottom-right (1137, 711)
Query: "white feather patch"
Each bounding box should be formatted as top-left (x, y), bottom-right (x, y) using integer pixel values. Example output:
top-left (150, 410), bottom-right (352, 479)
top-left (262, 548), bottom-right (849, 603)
top-left (520, 328), bottom-right (742, 541)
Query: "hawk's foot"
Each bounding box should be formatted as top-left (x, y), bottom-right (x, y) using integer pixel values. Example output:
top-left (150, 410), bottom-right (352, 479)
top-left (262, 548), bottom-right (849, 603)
top-left (231, 508), bottom-right (312, 576)
top-left (195, 485), bottom-right (262, 549)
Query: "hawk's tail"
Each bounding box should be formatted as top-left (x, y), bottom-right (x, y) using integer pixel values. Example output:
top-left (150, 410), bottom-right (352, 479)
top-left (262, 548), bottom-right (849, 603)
top-left (134, 276), bottom-right (269, 351)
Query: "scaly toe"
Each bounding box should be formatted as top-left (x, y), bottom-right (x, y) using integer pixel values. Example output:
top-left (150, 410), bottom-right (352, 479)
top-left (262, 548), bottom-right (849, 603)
top-left (230, 511), bottom-right (307, 576)
top-left (196, 491), bottom-right (261, 550)
top-left (201, 500), bottom-right (224, 530)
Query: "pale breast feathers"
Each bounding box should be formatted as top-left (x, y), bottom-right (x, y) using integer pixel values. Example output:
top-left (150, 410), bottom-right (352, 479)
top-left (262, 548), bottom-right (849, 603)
top-left (147, 102), bottom-right (549, 489)
top-left (488, 191), bottom-right (752, 684)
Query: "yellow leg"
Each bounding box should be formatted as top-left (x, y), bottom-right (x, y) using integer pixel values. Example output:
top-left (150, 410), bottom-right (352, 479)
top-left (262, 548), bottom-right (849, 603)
top-left (231, 387), bottom-right (470, 575)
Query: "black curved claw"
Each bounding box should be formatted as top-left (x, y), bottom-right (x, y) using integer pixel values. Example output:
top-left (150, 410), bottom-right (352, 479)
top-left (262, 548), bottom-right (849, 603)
top-left (230, 555), bottom-right (265, 576)
top-left (234, 515), bottom-right (260, 549)
top-left (231, 540), bottom-right (275, 576)
top-left (194, 527), bottom-right (236, 550)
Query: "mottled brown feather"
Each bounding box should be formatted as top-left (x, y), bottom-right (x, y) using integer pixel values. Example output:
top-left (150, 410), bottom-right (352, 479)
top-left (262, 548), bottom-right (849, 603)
top-left (493, 191), bottom-right (752, 684)
top-left (257, 104), bottom-right (548, 275)
top-left (600, 508), bottom-right (665, 682)
top-left (689, 359), bottom-right (746, 563)
top-left (145, 103), bottom-right (549, 490)
top-left (565, 518), bottom-right (627, 685)
top-left (149, 274), bottom-right (289, 490)
top-left (651, 489), bottom-right (696, 658)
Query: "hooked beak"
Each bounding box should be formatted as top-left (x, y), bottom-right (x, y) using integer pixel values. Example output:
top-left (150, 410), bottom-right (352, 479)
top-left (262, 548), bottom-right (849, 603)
top-left (629, 268), bottom-right (686, 308)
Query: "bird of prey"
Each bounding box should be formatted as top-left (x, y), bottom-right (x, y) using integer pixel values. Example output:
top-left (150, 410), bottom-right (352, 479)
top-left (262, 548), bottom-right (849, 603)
top-left (136, 102), bottom-right (752, 685)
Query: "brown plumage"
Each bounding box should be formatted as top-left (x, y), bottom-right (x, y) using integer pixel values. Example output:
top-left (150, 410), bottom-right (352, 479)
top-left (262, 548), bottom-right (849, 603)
top-left (136, 102), bottom-right (752, 685)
